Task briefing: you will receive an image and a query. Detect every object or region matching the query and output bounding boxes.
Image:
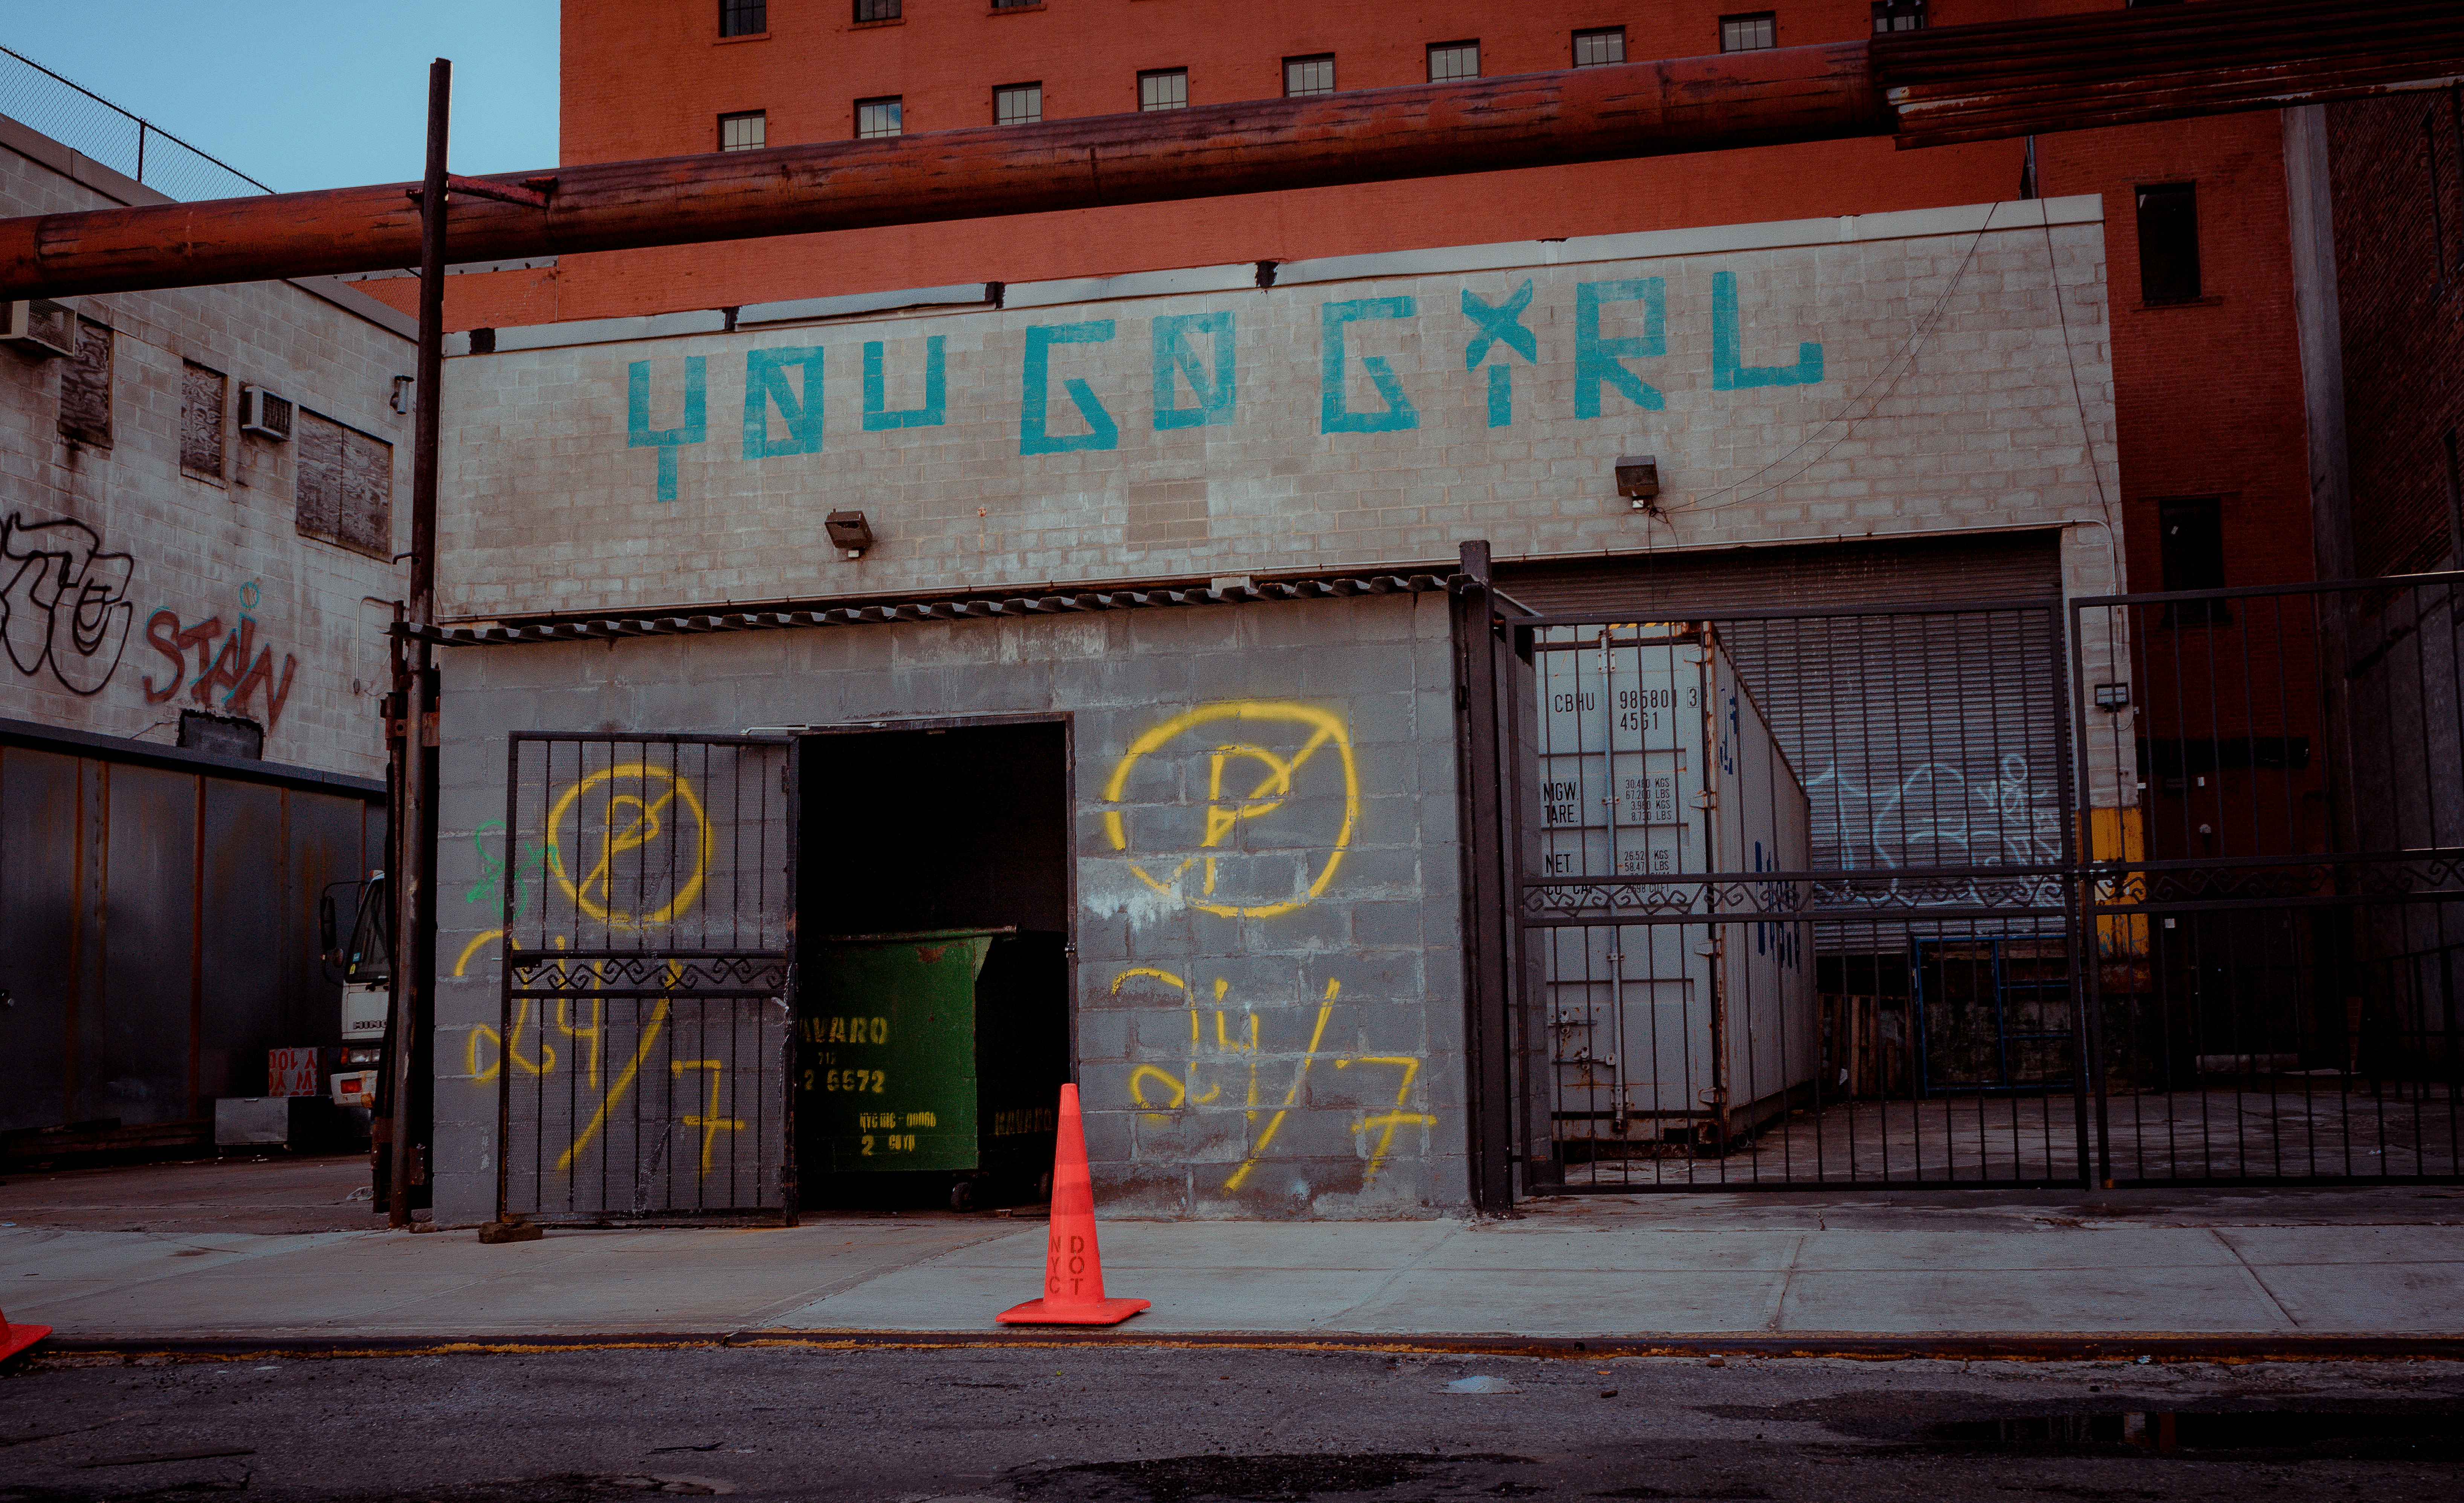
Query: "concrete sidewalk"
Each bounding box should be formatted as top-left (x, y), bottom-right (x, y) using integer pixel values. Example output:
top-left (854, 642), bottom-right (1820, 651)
top-left (3, 1166), bottom-right (2459, 1345)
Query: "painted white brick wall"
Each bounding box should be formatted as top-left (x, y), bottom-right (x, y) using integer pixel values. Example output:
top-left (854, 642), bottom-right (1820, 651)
top-left (0, 115), bottom-right (414, 778)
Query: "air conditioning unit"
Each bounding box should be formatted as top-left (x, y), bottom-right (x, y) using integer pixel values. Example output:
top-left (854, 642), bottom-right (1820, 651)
top-left (238, 384), bottom-right (294, 441)
top-left (0, 299), bottom-right (76, 359)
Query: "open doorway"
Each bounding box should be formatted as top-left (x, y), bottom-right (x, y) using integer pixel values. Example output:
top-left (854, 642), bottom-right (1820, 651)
top-left (796, 718), bottom-right (1071, 1211)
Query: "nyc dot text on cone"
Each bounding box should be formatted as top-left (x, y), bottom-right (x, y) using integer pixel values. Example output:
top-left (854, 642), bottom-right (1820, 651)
top-left (996, 1082), bottom-right (1148, 1326)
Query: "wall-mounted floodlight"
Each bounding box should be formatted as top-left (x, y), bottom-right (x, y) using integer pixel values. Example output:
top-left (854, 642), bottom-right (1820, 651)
top-left (2094, 683), bottom-right (2130, 712)
top-left (826, 510), bottom-right (875, 560)
top-left (1615, 454), bottom-right (1661, 510)
top-left (390, 375), bottom-right (416, 414)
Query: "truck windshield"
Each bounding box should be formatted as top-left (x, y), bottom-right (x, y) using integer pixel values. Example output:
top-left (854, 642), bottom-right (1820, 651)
top-left (345, 876), bottom-right (392, 986)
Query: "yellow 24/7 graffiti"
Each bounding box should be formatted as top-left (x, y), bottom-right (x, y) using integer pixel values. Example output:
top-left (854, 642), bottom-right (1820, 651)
top-left (1114, 968), bottom-right (1434, 1191)
top-left (1102, 702), bottom-right (1360, 919)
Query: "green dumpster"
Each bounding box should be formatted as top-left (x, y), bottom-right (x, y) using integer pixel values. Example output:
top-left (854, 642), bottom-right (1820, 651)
top-left (799, 927), bottom-right (1067, 1207)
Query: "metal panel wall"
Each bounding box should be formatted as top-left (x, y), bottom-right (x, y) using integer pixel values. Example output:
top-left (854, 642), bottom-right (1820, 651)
top-left (0, 748), bottom-right (84, 1132)
top-left (0, 740), bottom-right (382, 1135)
top-left (96, 763), bottom-right (197, 1124)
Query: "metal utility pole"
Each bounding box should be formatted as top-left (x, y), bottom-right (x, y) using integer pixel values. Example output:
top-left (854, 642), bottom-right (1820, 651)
top-left (385, 57), bottom-right (450, 1229)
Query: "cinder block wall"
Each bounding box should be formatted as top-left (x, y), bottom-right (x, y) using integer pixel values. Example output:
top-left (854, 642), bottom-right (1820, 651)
top-left (0, 114), bottom-right (412, 779)
top-left (428, 591), bottom-right (1469, 1223)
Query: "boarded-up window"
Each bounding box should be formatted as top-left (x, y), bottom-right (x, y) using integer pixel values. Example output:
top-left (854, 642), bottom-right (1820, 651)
top-left (181, 361), bottom-right (227, 480)
top-left (57, 317), bottom-right (112, 447)
top-left (296, 409), bottom-right (394, 557)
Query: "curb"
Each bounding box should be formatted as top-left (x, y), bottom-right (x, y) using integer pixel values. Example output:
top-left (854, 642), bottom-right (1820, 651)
top-left (22, 1331), bottom-right (2464, 1365)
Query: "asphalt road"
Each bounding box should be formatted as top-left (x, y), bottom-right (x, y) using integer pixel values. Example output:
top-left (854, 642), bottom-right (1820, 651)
top-left (3, 1346), bottom-right (2460, 1501)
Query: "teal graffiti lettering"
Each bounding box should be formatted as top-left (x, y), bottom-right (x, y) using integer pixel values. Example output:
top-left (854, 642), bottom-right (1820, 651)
top-left (742, 347), bottom-right (825, 459)
top-left (1711, 270), bottom-right (1824, 389)
top-left (1320, 297), bottom-right (1419, 435)
top-left (863, 335), bottom-right (946, 430)
top-left (1574, 278), bottom-right (1665, 417)
top-left (1462, 280), bottom-right (1537, 429)
top-left (1152, 312), bottom-right (1235, 430)
top-left (1019, 320), bottom-right (1120, 455)
top-left (628, 356), bottom-right (708, 501)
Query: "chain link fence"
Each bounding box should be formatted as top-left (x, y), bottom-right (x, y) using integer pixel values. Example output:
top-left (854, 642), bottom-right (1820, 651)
top-left (0, 45), bottom-right (270, 202)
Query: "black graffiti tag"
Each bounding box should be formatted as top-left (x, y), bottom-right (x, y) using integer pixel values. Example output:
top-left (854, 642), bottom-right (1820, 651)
top-left (0, 511), bottom-right (134, 697)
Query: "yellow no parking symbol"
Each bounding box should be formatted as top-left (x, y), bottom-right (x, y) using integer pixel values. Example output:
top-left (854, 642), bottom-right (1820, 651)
top-left (1101, 702), bottom-right (1360, 919)
top-left (545, 762), bottom-right (712, 929)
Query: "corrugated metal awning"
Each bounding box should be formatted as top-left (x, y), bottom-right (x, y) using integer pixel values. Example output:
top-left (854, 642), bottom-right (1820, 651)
top-left (411, 572), bottom-right (1461, 646)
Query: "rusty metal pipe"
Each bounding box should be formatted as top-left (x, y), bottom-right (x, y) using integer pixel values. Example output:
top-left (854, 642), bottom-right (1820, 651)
top-left (3, 0), bottom-right (2459, 301)
top-left (0, 44), bottom-right (1879, 300)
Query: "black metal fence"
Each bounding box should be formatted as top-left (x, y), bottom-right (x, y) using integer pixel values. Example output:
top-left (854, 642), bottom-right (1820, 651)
top-left (1506, 576), bottom-right (2464, 1192)
top-left (498, 733), bottom-right (796, 1222)
top-left (2074, 575), bottom-right (2463, 1185)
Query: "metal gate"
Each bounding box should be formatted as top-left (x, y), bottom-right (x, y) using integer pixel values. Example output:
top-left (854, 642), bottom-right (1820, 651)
top-left (1492, 574), bottom-right (2464, 1194)
top-left (499, 733), bottom-right (796, 1223)
top-left (1506, 596), bottom-right (2086, 1190)
top-left (2074, 574), bottom-right (2463, 1185)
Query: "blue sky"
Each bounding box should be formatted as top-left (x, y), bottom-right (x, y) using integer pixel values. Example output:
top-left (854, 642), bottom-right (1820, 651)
top-left (3, 3), bottom-right (559, 194)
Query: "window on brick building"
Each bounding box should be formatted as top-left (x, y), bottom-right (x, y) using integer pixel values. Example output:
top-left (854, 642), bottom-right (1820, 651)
top-left (719, 111), bottom-right (767, 152)
top-left (854, 0), bottom-right (901, 20)
top-left (990, 0), bottom-right (1039, 9)
top-left (1283, 55), bottom-right (1335, 97)
top-left (857, 97), bottom-right (903, 139)
top-left (296, 410), bottom-right (394, 560)
top-left (1427, 41), bottom-right (1480, 83)
top-left (181, 361), bottom-right (226, 482)
top-left (57, 316), bottom-right (110, 448)
top-left (1871, 0), bottom-right (1925, 32)
top-left (2135, 182), bottom-right (2202, 304)
top-left (2158, 495), bottom-right (2228, 624)
top-left (1139, 69), bottom-right (1187, 111)
top-left (996, 83), bottom-right (1042, 125)
top-left (1572, 28), bottom-right (1625, 67)
top-left (719, 0), bottom-right (765, 36)
top-left (1719, 13), bottom-right (1776, 51)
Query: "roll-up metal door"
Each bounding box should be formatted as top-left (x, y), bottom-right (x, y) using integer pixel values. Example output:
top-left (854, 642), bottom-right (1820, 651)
top-left (1497, 531), bottom-right (2062, 617)
top-left (1501, 533), bottom-right (2067, 884)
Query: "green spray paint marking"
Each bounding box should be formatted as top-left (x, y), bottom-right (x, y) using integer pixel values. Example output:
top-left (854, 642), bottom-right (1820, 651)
top-left (466, 819), bottom-right (550, 915)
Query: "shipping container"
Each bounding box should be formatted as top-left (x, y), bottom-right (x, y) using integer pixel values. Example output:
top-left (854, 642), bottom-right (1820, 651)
top-left (1532, 622), bottom-right (1816, 1153)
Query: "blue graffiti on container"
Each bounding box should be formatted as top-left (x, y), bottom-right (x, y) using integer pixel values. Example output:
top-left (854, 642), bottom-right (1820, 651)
top-left (1320, 297), bottom-right (1419, 434)
top-left (1152, 312), bottom-right (1236, 430)
top-left (743, 347), bottom-right (825, 459)
top-left (1711, 270), bottom-right (1824, 389)
top-left (1575, 278), bottom-right (1666, 417)
top-left (865, 335), bottom-right (947, 430)
top-left (1020, 320), bottom-right (1121, 454)
top-left (1751, 839), bottom-right (1800, 968)
top-left (1461, 280), bottom-right (1538, 428)
top-left (628, 356), bottom-right (707, 502)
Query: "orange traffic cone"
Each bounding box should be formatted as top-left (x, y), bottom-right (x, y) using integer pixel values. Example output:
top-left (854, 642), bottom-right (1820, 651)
top-left (0, 1306), bottom-right (50, 1364)
top-left (996, 1084), bottom-right (1148, 1326)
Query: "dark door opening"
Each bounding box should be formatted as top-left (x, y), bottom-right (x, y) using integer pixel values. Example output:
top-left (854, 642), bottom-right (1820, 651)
top-left (796, 719), bottom-right (1071, 1211)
